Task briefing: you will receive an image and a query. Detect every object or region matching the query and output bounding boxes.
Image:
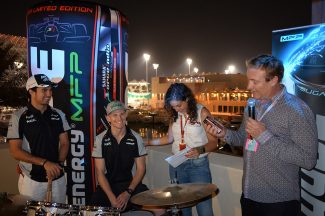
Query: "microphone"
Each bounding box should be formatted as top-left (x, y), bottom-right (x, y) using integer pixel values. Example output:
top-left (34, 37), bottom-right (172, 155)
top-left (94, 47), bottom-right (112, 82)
top-left (247, 98), bottom-right (256, 120)
top-left (247, 98), bottom-right (256, 140)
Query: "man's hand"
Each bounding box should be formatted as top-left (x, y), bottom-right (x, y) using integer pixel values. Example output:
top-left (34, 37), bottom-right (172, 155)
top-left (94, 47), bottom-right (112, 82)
top-left (116, 191), bottom-right (131, 211)
top-left (109, 197), bottom-right (119, 209)
top-left (245, 118), bottom-right (266, 138)
top-left (44, 161), bottom-right (63, 180)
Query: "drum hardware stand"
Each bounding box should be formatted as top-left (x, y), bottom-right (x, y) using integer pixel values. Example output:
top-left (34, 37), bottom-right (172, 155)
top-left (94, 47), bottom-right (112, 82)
top-left (166, 205), bottom-right (181, 216)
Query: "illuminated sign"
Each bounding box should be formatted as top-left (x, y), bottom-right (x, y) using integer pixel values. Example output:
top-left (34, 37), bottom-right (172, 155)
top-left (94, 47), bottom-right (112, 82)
top-left (27, 1), bottom-right (128, 204)
top-left (273, 24), bottom-right (325, 216)
top-left (280, 33), bottom-right (304, 42)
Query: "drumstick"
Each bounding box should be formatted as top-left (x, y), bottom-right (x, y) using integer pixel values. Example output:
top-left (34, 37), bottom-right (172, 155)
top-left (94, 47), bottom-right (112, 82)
top-left (46, 178), bottom-right (52, 202)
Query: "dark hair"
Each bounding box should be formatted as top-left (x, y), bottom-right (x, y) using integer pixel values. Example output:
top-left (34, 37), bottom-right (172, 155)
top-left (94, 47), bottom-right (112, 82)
top-left (27, 87), bottom-right (37, 102)
top-left (246, 54), bottom-right (284, 82)
top-left (164, 83), bottom-right (197, 122)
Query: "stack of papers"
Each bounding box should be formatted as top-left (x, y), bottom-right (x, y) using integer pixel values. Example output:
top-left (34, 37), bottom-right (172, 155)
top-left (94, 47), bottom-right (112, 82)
top-left (165, 147), bottom-right (190, 168)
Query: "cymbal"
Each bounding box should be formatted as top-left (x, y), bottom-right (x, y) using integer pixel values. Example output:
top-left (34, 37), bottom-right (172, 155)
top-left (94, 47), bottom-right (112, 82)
top-left (7, 194), bottom-right (30, 206)
top-left (131, 183), bottom-right (218, 208)
top-left (0, 194), bottom-right (29, 215)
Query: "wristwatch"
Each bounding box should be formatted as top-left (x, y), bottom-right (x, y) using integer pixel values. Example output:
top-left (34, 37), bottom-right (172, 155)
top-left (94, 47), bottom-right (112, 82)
top-left (59, 161), bottom-right (65, 168)
top-left (126, 188), bottom-right (134, 195)
top-left (196, 146), bottom-right (206, 154)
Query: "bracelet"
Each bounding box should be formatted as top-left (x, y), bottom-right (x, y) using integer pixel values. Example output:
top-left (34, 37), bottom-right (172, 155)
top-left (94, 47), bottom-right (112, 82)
top-left (195, 146), bottom-right (206, 154)
top-left (42, 159), bottom-right (48, 167)
top-left (59, 161), bottom-right (65, 168)
top-left (126, 188), bottom-right (133, 195)
top-left (151, 139), bottom-right (161, 146)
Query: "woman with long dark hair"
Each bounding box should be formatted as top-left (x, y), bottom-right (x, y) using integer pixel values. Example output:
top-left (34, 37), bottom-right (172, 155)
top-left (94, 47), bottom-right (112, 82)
top-left (147, 83), bottom-right (218, 216)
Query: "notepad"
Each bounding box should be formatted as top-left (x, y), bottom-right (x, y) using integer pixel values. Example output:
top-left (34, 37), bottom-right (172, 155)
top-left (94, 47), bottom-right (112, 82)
top-left (165, 147), bottom-right (189, 168)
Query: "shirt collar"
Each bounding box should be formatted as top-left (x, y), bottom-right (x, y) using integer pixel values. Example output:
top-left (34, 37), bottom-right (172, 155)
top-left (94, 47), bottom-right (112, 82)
top-left (256, 85), bottom-right (285, 107)
top-left (27, 103), bottom-right (51, 115)
top-left (271, 84), bottom-right (285, 102)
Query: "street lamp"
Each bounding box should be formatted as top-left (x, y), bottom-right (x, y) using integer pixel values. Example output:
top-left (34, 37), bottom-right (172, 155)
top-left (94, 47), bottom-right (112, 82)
top-left (153, 63), bottom-right (159, 77)
top-left (186, 58), bottom-right (192, 75)
top-left (228, 65), bottom-right (236, 73)
top-left (193, 67), bottom-right (199, 73)
top-left (143, 53), bottom-right (151, 84)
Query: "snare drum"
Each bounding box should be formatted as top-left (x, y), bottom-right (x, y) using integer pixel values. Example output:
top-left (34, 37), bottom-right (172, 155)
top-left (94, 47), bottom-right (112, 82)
top-left (121, 210), bottom-right (154, 216)
top-left (78, 205), bottom-right (120, 216)
top-left (26, 200), bottom-right (79, 216)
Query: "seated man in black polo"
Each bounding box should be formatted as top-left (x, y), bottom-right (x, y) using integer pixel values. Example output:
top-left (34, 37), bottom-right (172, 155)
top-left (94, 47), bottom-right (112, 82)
top-left (91, 101), bottom-right (163, 215)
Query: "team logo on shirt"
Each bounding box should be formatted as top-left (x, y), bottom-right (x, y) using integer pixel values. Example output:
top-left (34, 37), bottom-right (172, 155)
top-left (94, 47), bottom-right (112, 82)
top-left (26, 114), bottom-right (37, 123)
top-left (126, 138), bottom-right (135, 145)
top-left (103, 137), bottom-right (111, 146)
top-left (50, 113), bottom-right (60, 121)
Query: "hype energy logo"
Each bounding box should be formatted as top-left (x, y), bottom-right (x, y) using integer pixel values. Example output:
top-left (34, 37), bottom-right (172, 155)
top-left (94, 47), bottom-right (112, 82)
top-left (280, 33), bottom-right (304, 42)
top-left (29, 46), bottom-right (84, 122)
top-left (30, 46), bottom-right (65, 82)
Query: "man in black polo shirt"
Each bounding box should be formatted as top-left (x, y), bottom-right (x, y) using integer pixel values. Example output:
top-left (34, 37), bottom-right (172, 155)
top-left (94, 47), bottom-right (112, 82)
top-left (91, 101), bottom-right (151, 212)
top-left (7, 74), bottom-right (70, 203)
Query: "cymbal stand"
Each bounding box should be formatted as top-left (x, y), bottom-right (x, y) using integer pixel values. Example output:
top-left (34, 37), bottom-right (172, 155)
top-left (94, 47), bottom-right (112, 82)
top-left (164, 205), bottom-right (181, 216)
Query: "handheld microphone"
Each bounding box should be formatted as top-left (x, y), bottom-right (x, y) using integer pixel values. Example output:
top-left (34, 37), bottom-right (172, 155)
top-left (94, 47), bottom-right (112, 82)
top-left (247, 99), bottom-right (256, 120)
top-left (247, 98), bottom-right (256, 140)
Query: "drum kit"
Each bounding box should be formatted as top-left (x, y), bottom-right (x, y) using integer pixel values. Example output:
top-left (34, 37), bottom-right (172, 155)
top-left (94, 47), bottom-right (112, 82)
top-left (0, 198), bottom-right (122, 216)
top-left (0, 182), bottom-right (217, 216)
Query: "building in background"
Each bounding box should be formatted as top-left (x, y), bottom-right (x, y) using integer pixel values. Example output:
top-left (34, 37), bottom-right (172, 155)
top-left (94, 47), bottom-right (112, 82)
top-left (150, 73), bottom-right (251, 122)
top-left (127, 79), bottom-right (151, 109)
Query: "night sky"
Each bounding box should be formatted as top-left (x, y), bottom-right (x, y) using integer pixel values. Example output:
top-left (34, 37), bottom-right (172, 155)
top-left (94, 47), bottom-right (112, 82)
top-left (0, 0), bottom-right (311, 80)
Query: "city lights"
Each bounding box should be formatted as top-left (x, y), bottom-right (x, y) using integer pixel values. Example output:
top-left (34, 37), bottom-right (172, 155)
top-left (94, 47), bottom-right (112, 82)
top-left (186, 58), bottom-right (192, 75)
top-left (153, 63), bottom-right (159, 77)
top-left (143, 53), bottom-right (151, 84)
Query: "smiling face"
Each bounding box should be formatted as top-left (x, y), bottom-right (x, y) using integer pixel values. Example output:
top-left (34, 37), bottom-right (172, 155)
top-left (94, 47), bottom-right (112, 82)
top-left (106, 109), bottom-right (127, 130)
top-left (169, 100), bottom-right (188, 114)
top-left (246, 67), bottom-right (279, 100)
top-left (30, 87), bottom-right (52, 106)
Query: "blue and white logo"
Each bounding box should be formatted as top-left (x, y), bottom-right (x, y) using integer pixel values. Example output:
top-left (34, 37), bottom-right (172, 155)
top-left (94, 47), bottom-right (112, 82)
top-left (280, 33), bottom-right (304, 42)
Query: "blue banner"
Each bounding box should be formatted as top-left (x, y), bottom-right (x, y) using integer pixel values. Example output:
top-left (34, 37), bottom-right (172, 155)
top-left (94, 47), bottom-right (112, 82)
top-left (272, 24), bottom-right (325, 216)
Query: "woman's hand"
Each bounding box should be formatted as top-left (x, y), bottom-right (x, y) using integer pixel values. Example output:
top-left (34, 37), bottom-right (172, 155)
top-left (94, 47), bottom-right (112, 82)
top-left (185, 148), bottom-right (200, 159)
top-left (206, 124), bottom-right (226, 138)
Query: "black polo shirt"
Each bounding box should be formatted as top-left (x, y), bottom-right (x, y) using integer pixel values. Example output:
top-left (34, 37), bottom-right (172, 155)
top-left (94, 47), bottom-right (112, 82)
top-left (7, 103), bottom-right (71, 182)
top-left (92, 127), bottom-right (147, 184)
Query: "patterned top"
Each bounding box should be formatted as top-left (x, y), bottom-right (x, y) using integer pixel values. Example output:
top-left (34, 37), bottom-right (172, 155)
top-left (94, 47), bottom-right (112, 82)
top-left (224, 86), bottom-right (318, 202)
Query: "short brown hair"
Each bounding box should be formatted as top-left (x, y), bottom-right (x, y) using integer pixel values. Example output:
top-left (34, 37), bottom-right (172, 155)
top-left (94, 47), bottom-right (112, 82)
top-left (246, 54), bottom-right (284, 82)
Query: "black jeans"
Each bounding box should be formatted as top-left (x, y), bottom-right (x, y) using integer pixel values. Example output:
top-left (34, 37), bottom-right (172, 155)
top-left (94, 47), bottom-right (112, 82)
top-left (240, 194), bottom-right (300, 216)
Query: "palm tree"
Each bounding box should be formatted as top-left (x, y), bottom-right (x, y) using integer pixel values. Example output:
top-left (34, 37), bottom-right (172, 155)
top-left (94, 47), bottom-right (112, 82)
top-left (0, 65), bottom-right (28, 107)
top-left (0, 40), bottom-right (20, 78)
top-left (0, 35), bottom-right (28, 107)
